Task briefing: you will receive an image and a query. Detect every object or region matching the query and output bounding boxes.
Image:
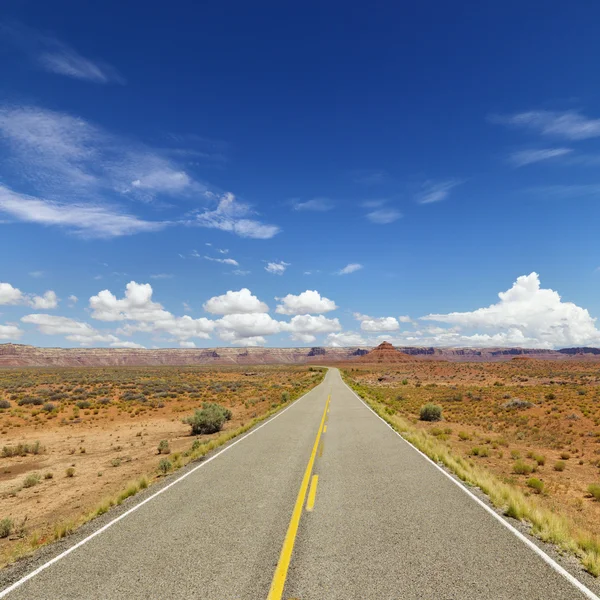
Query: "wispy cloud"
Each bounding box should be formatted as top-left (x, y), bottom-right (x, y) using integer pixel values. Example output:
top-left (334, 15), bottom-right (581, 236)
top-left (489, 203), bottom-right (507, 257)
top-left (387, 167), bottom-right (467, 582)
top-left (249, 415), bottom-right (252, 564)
top-left (195, 193), bottom-right (280, 239)
top-left (509, 147), bottom-right (573, 167)
top-left (292, 198), bottom-right (335, 211)
top-left (265, 261), bottom-right (290, 275)
top-left (0, 185), bottom-right (165, 238)
top-left (491, 110), bottom-right (600, 141)
top-left (2, 21), bottom-right (124, 84)
top-left (204, 256), bottom-right (239, 266)
top-left (416, 180), bottom-right (462, 205)
top-left (149, 274), bottom-right (174, 279)
top-left (337, 263), bottom-right (363, 275)
top-left (366, 208), bottom-right (402, 224)
top-left (352, 169), bottom-right (388, 185)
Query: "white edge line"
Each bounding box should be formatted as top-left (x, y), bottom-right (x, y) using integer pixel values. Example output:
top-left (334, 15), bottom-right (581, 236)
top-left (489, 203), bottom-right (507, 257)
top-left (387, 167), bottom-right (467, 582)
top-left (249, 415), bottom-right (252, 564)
top-left (340, 373), bottom-right (599, 600)
top-left (0, 374), bottom-right (329, 598)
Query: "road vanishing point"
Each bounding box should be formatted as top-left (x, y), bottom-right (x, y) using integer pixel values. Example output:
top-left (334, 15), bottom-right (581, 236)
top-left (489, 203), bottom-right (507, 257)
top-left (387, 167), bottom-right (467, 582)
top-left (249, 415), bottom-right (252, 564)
top-left (1, 368), bottom-right (598, 599)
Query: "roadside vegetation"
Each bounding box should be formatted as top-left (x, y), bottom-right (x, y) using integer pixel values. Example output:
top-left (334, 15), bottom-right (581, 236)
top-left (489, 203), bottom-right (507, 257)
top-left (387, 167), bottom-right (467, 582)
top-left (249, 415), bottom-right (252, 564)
top-left (342, 361), bottom-right (600, 577)
top-left (0, 365), bottom-right (325, 568)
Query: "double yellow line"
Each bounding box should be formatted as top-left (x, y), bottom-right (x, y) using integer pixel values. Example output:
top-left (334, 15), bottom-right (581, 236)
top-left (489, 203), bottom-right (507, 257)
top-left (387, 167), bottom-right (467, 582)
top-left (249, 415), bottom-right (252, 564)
top-left (266, 394), bottom-right (330, 600)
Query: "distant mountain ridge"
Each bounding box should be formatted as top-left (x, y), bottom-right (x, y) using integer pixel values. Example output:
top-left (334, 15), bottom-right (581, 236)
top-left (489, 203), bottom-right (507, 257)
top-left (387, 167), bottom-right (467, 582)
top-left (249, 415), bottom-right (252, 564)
top-left (1, 343), bottom-right (600, 367)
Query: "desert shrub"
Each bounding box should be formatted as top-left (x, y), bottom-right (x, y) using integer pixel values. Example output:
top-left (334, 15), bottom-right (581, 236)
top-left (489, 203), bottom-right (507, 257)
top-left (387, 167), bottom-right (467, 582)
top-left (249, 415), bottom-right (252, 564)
top-left (532, 453), bottom-right (546, 466)
top-left (42, 402), bottom-right (56, 412)
top-left (65, 467), bottom-right (75, 478)
top-left (2, 441), bottom-right (43, 457)
top-left (401, 379), bottom-right (408, 385)
top-left (184, 404), bottom-right (230, 435)
top-left (545, 392), bottom-right (556, 400)
top-left (526, 478), bottom-right (544, 494)
top-left (76, 400), bottom-right (91, 409)
top-left (23, 472), bottom-right (41, 488)
top-left (18, 396), bottom-right (43, 406)
top-left (554, 461), bottom-right (566, 472)
top-left (458, 431), bottom-right (471, 441)
top-left (588, 484), bottom-right (600, 501)
top-left (157, 440), bottom-right (170, 455)
top-left (513, 460), bottom-right (533, 475)
top-left (471, 447), bottom-right (489, 457)
top-left (560, 452), bottom-right (571, 460)
top-left (502, 399), bottom-right (534, 410)
top-left (281, 391), bottom-right (291, 403)
top-left (0, 518), bottom-right (13, 539)
top-left (97, 397), bottom-right (111, 405)
top-left (44, 472), bottom-right (53, 480)
top-left (0, 400), bottom-right (11, 409)
top-left (158, 458), bottom-right (172, 474)
top-left (419, 404), bottom-right (442, 422)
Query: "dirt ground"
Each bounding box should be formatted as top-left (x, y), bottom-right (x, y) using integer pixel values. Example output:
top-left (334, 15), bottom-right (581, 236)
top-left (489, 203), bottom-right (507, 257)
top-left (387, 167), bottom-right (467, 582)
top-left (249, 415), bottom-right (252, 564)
top-left (342, 359), bottom-right (600, 540)
top-left (0, 365), bottom-right (323, 563)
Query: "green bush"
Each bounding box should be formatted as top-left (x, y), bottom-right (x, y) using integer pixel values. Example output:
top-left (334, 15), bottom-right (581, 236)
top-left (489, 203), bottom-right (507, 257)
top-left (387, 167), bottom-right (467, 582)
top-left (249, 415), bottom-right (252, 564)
top-left (554, 461), bottom-right (566, 472)
top-left (588, 484), bottom-right (600, 501)
top-left (65, 467), bottom-right (75, 478)
top-left (0, 400), bottom-right (11, 409)
top-left (513, 460), bottom-right (533, 475)
top-left (184, 404), bottom-right (231, 435)
top-left (0, 518), bottom-right (13, 539)
top-left (157, 440), bottom-right (170, 455)
top-left (158, 458), bottom-right (172, 474)
top-left (419, 404), bottom-right (442, 422)
top-left (23, 472), bottom-right (41, 488)
top-left (526, 478), bottom-right (544, 494)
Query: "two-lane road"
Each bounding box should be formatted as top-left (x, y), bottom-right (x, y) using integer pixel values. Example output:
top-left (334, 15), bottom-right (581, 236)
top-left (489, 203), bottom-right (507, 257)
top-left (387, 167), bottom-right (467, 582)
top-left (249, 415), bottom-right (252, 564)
top-left (1, 368), bottom-right (596, 599)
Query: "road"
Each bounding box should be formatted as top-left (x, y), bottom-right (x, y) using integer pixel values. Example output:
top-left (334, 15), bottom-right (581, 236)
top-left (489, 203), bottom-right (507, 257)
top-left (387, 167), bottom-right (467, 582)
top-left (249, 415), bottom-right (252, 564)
top-left (1, 368), bottom-right (596, 599)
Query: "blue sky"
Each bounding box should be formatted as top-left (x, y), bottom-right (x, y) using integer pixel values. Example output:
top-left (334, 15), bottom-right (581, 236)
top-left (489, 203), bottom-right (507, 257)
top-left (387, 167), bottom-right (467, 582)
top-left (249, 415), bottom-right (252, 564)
top-left (1, 1), bottom-right (600, 349)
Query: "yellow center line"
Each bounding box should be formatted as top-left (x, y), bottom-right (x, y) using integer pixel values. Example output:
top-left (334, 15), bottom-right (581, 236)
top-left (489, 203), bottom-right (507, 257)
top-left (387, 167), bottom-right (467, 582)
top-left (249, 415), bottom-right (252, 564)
top-left (305, 475), bottom-right (319, 512)
top-left (266, 394), bottom-right (330, 600)
top-left (323, 424), bottom-right (327, 433)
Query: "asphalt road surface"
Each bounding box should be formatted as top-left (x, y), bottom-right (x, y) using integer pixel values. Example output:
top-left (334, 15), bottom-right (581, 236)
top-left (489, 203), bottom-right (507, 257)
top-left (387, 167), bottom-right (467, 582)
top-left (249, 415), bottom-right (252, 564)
top-left (1, 368), bottom-right (596, 599)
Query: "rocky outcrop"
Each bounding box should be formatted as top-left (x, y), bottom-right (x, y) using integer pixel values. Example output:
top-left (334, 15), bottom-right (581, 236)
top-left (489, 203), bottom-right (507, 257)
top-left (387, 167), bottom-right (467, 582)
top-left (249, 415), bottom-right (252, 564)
top-left (355, 341), bottom-right (412, 363)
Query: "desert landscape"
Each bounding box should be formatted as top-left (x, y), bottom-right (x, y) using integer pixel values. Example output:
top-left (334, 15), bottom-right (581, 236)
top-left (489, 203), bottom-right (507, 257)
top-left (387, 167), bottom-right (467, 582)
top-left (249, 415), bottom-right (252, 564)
top-left (341, 342), bottom-right (600, 575)
top-left (0, 364), bottom-right (325, 567)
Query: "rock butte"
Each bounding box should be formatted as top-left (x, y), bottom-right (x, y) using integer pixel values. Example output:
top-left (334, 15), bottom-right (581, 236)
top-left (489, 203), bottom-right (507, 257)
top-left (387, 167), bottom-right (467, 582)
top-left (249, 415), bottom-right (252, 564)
top-left (354, 341), bottom-right (412, 363)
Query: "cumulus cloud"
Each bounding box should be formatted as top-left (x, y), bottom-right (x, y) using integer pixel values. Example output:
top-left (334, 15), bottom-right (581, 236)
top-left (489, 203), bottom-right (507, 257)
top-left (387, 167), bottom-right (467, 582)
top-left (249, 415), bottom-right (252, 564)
top-left (325, 331), bottom-right (367, 347)
top-left (30, 290), bottom-right (58, 309)
top-left (21, 313), bottom-right (119, 344)
top-left (282, 314), bottom-right (341, 343)
top-left (110, 341), bottom-right (146, 349)
top-left (180, 341), bottom-right (196, 348)
top-left (337, 263), bottom-right (363, 275)
top-left (216, 313), bottom-right (281, 345)
top-left (0, 282), bottom-right (23, 305)
top-left (195, 193), bottom-right (280, 239)
top-left (265, 261), bottom-right (290, 275)
top-left (90, 281), bottom-right (214, 342)
top-left (204, 256), bottom-right (239, 266)
top-left (275, 290), bottom-right (338, 315)
top-left (0, 324), bottom-right (23, 340)
top-left (354, 313), bottom-right (400, 332)
top-left (421, 272), bottom-right (600, 348)
top-left (203, 288), bottom-right (269, 315)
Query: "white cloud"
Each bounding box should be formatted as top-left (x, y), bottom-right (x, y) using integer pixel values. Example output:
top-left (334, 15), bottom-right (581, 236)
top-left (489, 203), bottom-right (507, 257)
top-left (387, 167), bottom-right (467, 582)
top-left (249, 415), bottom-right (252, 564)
top-left (292, 198), bottom-right (334, 211)
top-left (149, 274), bottom-right (173, 279)
top-left (0, 282), bottom-right (24, 305)
top-left (68, 295), bottom-right (78, 306)
top-left (509, 148), bottom-right (573, 167)
top-left (0, 324), bottom-right (23, 340)
top-left (354, 313), bottom-right (400, 332)
top-left (232, 270), bottom-right (251, 276)
top-left (110, 341), bottom-right (146, 349)
top-left (180, 341), bottom-right (196, 348)
top-left (0, 185), bottom-right (165, 238)
top-left (398, 315), bottom-right (412, 323)
top-left (21, 313), bottom-right (119, 344)
top-left (90, 281), bottom-right (214, 342)
top-left (195, 192), bottom-right (280, 239)
top-left (282, 314), bottom-right (341, 343)
top-left (421, 272), bottom-right (600, 348)
top-left (275, 290), bottom-right (338, 315)
top-left (3, 22), bottom-right (124, 84)
top-left (366, 208), bottom-right (402, 224)
top-left (265, 261), bottom-right (290, 275)
top-left (417, 180), bottom-right (462, 205)
top-left (204, 256), bottom-right (239, 266)
top-left (325, 331), bottom-right (367, 347)
top-left (216, 313), bottom-right (281, 344)
top-left (29, 271), bottom-right (44, 278)
top-left (30, 290), bottom-right (58, 309)
top-left (203, 288), bottom-right (269, 315)
top-left (492, 110), bottom-right (600, 141)
top-left (337, 263), bottom-right (363, 275)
